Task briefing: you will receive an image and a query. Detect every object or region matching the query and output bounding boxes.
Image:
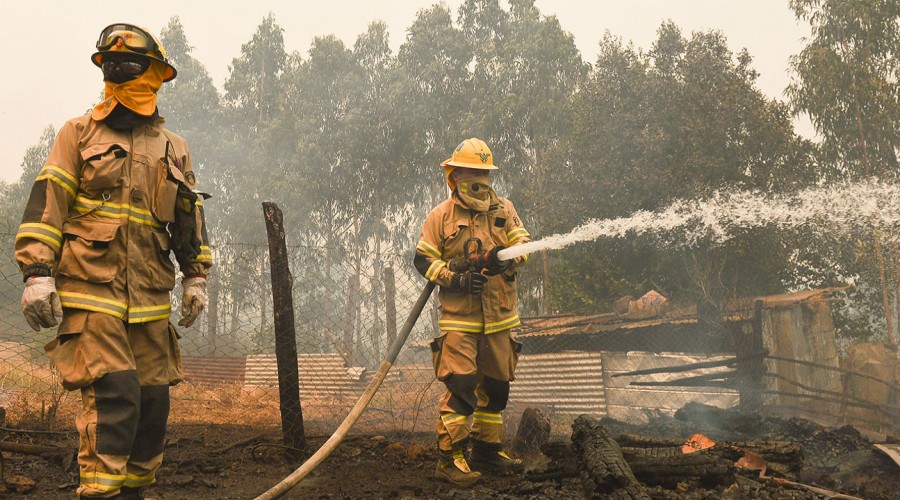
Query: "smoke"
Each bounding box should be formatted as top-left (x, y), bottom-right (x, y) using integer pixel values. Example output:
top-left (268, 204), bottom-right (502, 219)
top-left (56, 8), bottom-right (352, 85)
top-left (498, 180), bottom-right (900, 261)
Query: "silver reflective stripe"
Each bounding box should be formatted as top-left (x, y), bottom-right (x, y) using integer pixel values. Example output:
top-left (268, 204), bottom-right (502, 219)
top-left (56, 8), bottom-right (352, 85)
top-left (58, 292), bottom-right (127, 319)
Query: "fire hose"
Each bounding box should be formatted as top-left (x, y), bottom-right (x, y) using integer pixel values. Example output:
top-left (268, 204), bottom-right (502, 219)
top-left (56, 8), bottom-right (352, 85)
top-left (254, 281), bottom-right (437, 500)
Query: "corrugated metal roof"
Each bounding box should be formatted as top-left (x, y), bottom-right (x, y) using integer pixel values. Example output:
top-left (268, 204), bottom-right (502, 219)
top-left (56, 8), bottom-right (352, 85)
top-left (517, 308), bottom-right (697, 339)
top-left (517, 288), bottom-right (844, 339)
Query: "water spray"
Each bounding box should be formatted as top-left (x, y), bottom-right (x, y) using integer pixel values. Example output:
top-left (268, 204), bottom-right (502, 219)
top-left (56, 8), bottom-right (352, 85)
top-left (498, 180), bottom-right (900, 262)
top-left (257, 180), bottom-right (900, 498)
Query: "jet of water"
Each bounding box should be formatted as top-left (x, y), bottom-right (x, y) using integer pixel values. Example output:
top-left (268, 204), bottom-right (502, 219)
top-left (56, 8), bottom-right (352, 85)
top-left (498, 180), bottom-right (900, 262)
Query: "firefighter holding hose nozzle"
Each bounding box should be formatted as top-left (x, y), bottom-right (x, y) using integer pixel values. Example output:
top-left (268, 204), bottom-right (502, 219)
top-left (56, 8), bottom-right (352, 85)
top-left (414, 138), bottom-right (531, 487)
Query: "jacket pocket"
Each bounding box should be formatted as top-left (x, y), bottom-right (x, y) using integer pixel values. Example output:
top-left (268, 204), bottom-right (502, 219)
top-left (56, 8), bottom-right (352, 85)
top-left (58, 219), bottom-right (121, 282)
top-left (498, 272), bottom-right (518, 312)
top-left (153, 159), bottom-right (185, 223)
top-left (151, 230), bottom-right (177, 291)
top-left (442, 218), bottom-right (469, 257)
top-left (80, 142), bottom-right (128, 193)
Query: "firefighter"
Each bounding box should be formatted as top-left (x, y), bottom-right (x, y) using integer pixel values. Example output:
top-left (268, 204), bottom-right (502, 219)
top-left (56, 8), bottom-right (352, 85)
top-left (15, 23), bottom-right (212, 499)
top-left (414, 138), bottom-right (531, 487)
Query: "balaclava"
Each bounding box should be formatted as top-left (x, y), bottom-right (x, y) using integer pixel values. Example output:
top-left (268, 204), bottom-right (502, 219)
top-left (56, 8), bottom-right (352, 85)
top-left (92, 59), bottom-right (166, 121)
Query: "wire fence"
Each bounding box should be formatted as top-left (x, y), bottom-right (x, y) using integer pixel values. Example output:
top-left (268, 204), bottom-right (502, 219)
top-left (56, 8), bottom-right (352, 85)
top-left (1, 216), bottom-right (898, 450)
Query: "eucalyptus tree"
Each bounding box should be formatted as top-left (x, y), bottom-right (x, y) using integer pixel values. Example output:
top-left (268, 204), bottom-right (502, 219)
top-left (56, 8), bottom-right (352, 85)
top-left (395, 4), bottom-right (473, 210)
top-left (456, 0), bottom-right (588, 314)
top-left (788, 0), bottom-right (900, 344)
top-left (158, 17), bottom-right (225, 233)
top-left (553, 23), bottom-right (814, 313)
top-left (210, 15), bottom-right (289, 352)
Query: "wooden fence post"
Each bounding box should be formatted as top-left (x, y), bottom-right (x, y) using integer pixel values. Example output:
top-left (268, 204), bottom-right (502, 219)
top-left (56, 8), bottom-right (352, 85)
top-left (262, 202), bottom-right (305, 452)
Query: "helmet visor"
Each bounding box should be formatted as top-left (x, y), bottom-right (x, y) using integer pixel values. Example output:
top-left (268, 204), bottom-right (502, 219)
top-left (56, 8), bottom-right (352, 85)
top-left (96, 24), bottom-right (158, 56)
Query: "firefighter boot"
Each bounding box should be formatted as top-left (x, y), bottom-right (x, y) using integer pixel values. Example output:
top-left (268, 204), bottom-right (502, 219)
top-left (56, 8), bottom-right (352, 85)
top-left (469, 440), bottom-right (524, 475)
top-left (117, 487), bottom-right (157, 500)
top-left (435, 447), bottom-right (481, 487)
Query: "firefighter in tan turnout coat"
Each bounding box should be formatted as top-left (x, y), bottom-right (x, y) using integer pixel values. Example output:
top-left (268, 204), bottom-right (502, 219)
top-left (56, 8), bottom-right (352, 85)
top-left (415, 138), bottom-right (530, 487)
top-left (15, 24), bottom-right (212, 499)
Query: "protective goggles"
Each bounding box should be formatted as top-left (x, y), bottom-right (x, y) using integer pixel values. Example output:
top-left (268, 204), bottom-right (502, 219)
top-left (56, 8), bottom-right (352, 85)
top-left (96, 24), bottom-right (161, 58)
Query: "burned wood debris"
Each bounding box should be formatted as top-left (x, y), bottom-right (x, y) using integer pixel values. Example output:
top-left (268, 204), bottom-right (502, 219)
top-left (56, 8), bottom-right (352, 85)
top-left (524, 403), bottom-right (896, 499)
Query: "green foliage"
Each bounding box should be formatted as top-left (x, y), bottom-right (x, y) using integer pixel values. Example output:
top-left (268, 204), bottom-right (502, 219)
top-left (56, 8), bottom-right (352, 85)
top-left (788, 0), bottom-right (899, 178)
top-left (2, 4), bottom-right (894, 350)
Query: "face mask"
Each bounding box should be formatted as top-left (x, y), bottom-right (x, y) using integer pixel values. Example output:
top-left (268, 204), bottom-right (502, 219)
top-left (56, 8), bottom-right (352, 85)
top-left (455, 172), bottom-right (494, 211)
top-left (92, 59), bottom-right (166, 120)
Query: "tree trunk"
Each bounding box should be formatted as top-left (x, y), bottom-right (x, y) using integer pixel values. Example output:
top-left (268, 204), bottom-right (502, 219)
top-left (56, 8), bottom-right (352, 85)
top-left (207, 271), bottom-right (218, 356)
top-left (342, 271), bottom-right (360, 366)
top-left (384, 266), bottom-right (397, 348)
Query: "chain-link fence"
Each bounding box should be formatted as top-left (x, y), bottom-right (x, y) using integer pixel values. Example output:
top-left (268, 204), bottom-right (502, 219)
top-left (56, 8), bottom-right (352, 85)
top-left (1, 217), bottom-right (897, 450)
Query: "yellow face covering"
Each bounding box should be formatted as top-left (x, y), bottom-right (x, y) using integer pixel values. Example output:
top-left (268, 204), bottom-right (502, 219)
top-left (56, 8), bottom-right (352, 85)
top-left (92, 59), bottom-right (166, 120)
top-left (454, 170), bottom-right (495, 212)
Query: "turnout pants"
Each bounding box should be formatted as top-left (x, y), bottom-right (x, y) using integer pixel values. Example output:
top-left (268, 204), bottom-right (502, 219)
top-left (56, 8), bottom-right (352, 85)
top-left (431, 329), bottom-right (521, 451)
top-left (45, 310), bottom-right (183, 498)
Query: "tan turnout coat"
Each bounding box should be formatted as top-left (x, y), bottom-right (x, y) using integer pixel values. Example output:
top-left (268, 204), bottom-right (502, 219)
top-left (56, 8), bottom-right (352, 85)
top-left (15, 114), bottom-right (212, 323)
top-left (415, 194), bottom-right (530, 334)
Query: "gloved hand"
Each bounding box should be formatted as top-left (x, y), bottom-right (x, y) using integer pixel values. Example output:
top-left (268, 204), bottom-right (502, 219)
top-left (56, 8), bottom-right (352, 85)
top-left (178, 277), bottom-right (207, 327)
top-left (485, 246), bottom-right (511, 275)
top-left (21, 277), bottom-right (63, 331)
top-left (449, 271), bottom-right (487, 294)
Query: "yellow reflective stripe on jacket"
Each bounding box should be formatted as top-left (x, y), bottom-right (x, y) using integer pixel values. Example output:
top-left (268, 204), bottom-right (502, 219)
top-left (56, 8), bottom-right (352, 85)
top-left (425, 260), bottom-right (446, 281)
top-left (59, 291), bottom-right (127, 319)
top-left (123, 472), bottom-right (156, 488)
top-left (190, 245), bottom-right (213, 263)
top-left (16, 222), bottom-right (63, 250)
top-left (439, 319), bottom-right (484, 334)
top-left (473, 411), bottom-right (503, 424)
top-left (73, 195), bottom-right (162, 228)
top-left (128, 303), bottom-right (172, 324)
top-left (507, 227), bottom-right (530, 245)
top-left (416, 239), bottom-right (442, 260)
top-left (36, 165), bottom-right (79, 197)
top-left (485, 315), bottom-right (520, 334)
top-left (80, 471), bottom-right (126, 491)
top-left (441, 413), bottom-right (468, 426)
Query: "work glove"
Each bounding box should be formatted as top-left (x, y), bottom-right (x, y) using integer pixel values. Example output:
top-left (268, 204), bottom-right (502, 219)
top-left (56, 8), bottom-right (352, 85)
top-left (449, 271), bottom-right (487, 294)
top-left (484, 246), bottom-right (511, 275)
top-left (21, 277), bottom-right (63, 331)
top-left (178, 277), bottom-right (207, 327)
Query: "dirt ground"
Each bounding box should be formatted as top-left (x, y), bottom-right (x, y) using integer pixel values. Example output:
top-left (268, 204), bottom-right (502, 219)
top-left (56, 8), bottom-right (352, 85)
top-left (2, 407), bottom-right (898, 499)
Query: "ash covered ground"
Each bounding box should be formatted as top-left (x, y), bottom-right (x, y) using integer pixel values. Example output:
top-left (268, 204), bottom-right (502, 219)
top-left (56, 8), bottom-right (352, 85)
top-left (2, 403), bottom-right (896, 499)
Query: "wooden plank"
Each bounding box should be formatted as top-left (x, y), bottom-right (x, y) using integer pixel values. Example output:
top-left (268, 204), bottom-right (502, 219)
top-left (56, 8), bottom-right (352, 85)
top-left (874, 444), bottom-right (900, 468)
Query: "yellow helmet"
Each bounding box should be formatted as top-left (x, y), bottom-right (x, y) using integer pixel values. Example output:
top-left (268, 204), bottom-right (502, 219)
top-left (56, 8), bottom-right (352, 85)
top-left (442, 138), bottom-right (498, 190)
top-left (441, 138), bottom-right (498, 170)
top-left (91, 23), bottom-right (177, 82)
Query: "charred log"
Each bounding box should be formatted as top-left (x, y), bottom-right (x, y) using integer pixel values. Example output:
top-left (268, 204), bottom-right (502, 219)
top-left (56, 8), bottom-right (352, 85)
top-left (621, 447), bottom-right (735, 488)
top-left (571, 415), bottom-right (649, 499)
top-left (511, 407), bottom-right (551, 459)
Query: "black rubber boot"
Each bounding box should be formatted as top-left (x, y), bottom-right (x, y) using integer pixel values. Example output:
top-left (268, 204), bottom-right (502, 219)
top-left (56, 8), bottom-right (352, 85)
top-left (434, 447), bottom-right (482, 487)
top-left (469, 440), bottom-right (524, 475)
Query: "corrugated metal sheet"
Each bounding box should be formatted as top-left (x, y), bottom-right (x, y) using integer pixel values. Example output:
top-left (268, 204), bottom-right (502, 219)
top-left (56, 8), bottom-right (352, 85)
top-left (509, 352), bottom-right (606, 416)
top-left (244, 354), bottom-right (366, 398)
top-left (182, 356), bottom-right (246, 384)
top-left (603, 351), bottom-right (739, 424)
